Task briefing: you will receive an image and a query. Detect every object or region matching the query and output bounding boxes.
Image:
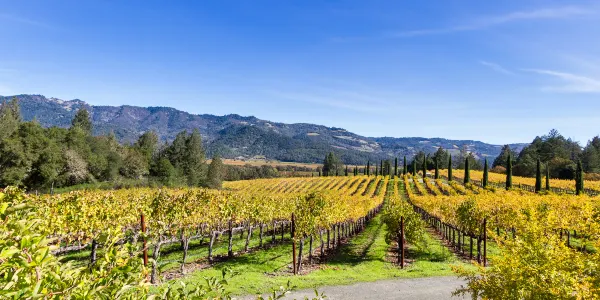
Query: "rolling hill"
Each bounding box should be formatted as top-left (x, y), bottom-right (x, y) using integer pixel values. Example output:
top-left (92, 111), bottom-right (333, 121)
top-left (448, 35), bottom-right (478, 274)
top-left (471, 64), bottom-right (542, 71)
top-left (0, 94), bottom-right (527, 164)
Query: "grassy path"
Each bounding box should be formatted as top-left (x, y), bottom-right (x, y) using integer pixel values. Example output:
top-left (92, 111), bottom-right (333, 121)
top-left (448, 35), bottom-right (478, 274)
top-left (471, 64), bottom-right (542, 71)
top-left (175, 212), bottom-right (471, 296)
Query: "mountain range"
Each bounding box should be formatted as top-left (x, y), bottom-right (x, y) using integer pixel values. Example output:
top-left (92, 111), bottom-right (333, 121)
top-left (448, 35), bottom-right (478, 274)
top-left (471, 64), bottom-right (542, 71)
top-left (0, 94), bottom-right (527, 165)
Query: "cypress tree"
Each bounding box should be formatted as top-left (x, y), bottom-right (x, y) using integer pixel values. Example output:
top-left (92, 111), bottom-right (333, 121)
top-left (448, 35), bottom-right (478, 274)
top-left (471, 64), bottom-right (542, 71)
top-left (422, 156), bottom-right (427, 178)
top-left (394, 157), bottom-right (398, 176)
top-left (464, 157), bottom-right (470, 184)
top-left (403, 156), bottom-right (407, 175)
top-left (434, 157), bottom-right (439, 179)
top-left (380, 160), bottom-right (383, 176)
top-left (580, 161), bottom-right (584, 193)
top-left (545, 165), bottom-right (550, 191)
top-left (366, 161), bottom-right (370, 176)
top-left (483, 158), bottom-right (489, 188)
top-left (375, 165), bottom-right (378, 177)
top-left (345, 166), bottom-right (349, 176)
top-left (535, 159), bottom-right (542, 193)
top-left (506, 153), bottom-right (512, 190)
top-left (412, 160), bottom-right (417, 176)
top-left (576, 160), bottom-right (584, 195)
top-left (448, 156), bottom-right (453, 181)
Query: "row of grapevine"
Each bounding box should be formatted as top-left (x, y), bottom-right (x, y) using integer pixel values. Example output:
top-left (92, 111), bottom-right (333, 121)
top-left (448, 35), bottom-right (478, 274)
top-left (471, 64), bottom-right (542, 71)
top-left (406, 174), bottom-right (600, 254)
top-left (28, 175), bottom-right (385, 283)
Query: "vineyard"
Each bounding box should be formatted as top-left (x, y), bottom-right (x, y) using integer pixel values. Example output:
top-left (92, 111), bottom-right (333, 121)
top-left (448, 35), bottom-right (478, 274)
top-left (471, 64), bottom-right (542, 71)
top-left (2, 170), bottom-right (600, 299)
top-left (448, 169), bottom-right (600, 195)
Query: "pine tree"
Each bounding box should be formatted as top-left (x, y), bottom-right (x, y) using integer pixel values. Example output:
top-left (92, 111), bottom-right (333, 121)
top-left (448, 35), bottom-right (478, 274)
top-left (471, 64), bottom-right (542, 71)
top-left (483, 158), bottom-right (489, 188)
top-left (434, 157), bottom-right (439, 179)
top-left (448, 156), bottom-right (453, 181)
top-left (403, 156), bottom-right (407, 175)
top-left (506, 153), bottom-right (513, 190)
top-left (545, 165), bottom-right (550, 191)
top-left (71, 108), bottom-right (93, 134)
top-left (184, 129), bottom-right (206, 186)
top-left (535, 158), bottom-right (542, 193)
top-left (464, 157), bottom-right (470, 184)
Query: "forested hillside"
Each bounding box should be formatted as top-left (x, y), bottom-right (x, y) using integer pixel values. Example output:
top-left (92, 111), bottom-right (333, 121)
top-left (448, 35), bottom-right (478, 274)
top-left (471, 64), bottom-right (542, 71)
top-left (0, 94), bottom-right (526, 164)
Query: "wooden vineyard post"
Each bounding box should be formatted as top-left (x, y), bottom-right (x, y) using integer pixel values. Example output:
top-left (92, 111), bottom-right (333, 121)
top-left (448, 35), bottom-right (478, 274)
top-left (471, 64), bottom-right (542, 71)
top-left (291, 213), bottom-right (297, 275)
top-left (141, 214), bottom-right (148, 266)
top-left (228, 220), bottom-right (234, 258)
top-left (399, 216), bottom-right (405, 268)
top-left (483, 218), bottom-right (487, 267)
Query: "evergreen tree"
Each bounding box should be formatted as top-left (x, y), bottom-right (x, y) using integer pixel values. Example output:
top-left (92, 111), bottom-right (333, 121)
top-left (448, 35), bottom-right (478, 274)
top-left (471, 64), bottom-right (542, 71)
top-left (322, 152), bottom-right (343, 176)
top-left (153, 158), bottom-right (176, 186)
top-left (432, 147), bottom-right (448, 169)
top-left (422, 156), bottom-right (427, 178)
top-left (493, 145), bottom-right (515, 168)
top-left (535, 159), bottom-right (542, 193)
top-left (207, 154), bottom-right (224, 189)
top-left (412, 159), bottom-right (417, 176)
top-left (184, 129), bottom-right (206, 186)
top-left (375, 165), bottom-right (378, 176)
top-left (383, 160), bottom-right (392, 177)
top-left (506, 153), bottom-right (513, 190)
top-left (167, 131), bottom-right (188, 176)
top-left (71, 108), bottom-right (93, 134)
top-left (545, 165), bottom-right (550, 190)
top-left (403, 156), bottom-right (407, 175)
top-left (483, 158), bottom-right (489, 188)
top-left (434, 157), bottom-right (439, 179)
top-left (448, 156), bottom-right (453, 181)
top-left (345, 166), bottom-right (349, 176)
top-left (135, 131), bottom-right (158, 163)
top-left (380, 160), bottom-right (383, 176)
top-left (576, 160), bottom-right (584, 195)
top-left (0, 97), bottom-right (21, 140)
top-left (394, 157), bottom-right (398, 176)
top-left (464, 157), bottom-right (470, 184)
top-left (366, 161), bottom-right (370, 176)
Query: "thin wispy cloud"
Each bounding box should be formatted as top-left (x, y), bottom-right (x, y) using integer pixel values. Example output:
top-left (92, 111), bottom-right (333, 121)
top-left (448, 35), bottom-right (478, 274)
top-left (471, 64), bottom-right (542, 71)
top-left (392, 6), bottom-right (595, 37)
top-left (523, 68), bottom-right (600, 93)
top-left (0, 13), bottom-right (52, 29)
top-left (479, 60), bottom-right (514, 75)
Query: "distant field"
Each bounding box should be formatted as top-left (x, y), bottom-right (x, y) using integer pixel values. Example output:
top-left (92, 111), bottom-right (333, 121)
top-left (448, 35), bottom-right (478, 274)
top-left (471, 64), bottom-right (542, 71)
top-left (213, 158), bottom-right (363, 170)
top-left (220, 158), bottom-right (321, 169)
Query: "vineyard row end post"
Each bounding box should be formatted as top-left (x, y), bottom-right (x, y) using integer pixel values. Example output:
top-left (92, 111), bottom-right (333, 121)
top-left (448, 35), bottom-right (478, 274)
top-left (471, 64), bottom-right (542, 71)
top-left (292, 213), bottom-right (297, 275)
top-left (141, 214), bottom-right (148, 267)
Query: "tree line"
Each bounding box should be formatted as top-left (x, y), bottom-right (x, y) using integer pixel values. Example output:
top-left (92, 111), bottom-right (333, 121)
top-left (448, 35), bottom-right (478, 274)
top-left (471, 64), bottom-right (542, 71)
top-left (0, 98), bottom-right (309, 191)
top-left (320, 128), bottom-right (599, 183)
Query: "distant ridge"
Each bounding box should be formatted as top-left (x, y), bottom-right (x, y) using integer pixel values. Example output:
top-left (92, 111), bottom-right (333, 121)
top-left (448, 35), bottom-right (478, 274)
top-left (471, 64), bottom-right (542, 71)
top-left (0, 94), bottom-right (527, 164)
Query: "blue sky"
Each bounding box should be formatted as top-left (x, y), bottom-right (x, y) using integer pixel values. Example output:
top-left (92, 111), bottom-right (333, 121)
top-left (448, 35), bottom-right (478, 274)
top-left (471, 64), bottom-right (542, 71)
top-left (1, 0), bottom-right (599, 145)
